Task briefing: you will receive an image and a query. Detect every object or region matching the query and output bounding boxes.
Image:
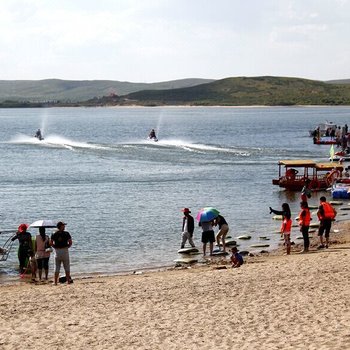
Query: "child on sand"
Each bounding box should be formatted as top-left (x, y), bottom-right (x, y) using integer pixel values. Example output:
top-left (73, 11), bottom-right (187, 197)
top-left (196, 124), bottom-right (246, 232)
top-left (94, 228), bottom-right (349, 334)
top-left (230, 246), bottom-right (243, 268)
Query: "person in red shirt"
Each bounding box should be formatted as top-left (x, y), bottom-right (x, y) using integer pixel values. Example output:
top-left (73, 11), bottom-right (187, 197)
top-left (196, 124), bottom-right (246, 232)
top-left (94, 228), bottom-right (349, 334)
top-left (270, 203), bottom-right (292, 255)
top-left (298, 201), bottom-right (311, 253)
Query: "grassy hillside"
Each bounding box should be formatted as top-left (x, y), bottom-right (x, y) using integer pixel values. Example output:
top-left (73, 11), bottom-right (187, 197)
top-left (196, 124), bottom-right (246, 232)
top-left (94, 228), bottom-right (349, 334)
top-left (121, 76), bottom-right (350, 106)
top-left (0, 78), bottom-right (214, 102)
top-left (1, 76), bottom-right (350, 107)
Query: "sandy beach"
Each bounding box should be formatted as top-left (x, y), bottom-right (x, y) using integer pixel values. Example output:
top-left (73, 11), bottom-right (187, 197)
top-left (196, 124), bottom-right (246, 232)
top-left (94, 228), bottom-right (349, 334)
top-left (1, 226), bottom-right (350, 350)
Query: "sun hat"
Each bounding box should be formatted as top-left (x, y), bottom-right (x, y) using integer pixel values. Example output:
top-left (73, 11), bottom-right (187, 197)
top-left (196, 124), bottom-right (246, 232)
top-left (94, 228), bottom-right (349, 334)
top-left (181, 208), bottom-right (191, 213)
top-left (17, 223), bottom-right (29, 233)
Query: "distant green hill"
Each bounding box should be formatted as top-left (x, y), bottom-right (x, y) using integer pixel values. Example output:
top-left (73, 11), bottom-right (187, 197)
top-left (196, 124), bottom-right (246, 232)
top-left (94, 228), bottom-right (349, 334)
top-left (120, 76), bottom-right (350, 106)
top-left (2, 76), bottom-right (350, 107)
top-left (0, 78), bottom-right (214, 102)
top-left (326, 79), bottom-right (350, 85)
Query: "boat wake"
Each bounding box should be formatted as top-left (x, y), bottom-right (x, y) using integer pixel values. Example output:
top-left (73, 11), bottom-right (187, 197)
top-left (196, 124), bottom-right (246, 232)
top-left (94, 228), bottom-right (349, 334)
top-left (8, 134), bottom-right (110, 151)
top-left (133, 139), bottom-right (253, 156)
top-left (7, 135), bottom-right (259, 158)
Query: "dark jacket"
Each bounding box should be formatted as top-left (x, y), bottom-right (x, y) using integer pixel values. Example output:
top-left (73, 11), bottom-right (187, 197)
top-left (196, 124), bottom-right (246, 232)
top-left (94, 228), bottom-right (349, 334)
top-left (182, 215), bottom-right (194, 234)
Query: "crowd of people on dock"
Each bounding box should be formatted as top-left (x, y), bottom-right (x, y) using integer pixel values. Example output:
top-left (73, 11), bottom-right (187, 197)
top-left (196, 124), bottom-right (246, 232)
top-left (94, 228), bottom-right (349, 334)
top-left (10, 221), bottom-right (72, 285)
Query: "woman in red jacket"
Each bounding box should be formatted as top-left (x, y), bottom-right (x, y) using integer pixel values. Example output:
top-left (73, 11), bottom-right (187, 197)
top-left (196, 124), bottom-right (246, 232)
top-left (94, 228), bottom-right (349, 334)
top-left (270, 203), bottom-right (292, 255)
top-left (299, 201), bottom-right (311, 253)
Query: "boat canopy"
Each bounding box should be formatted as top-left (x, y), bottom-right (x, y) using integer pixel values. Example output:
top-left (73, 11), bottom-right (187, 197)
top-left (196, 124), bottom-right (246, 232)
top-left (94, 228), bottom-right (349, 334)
top-left (314, 162), bottom-right (343, 171)
top-left (278, 160), bottom-right (316, 167)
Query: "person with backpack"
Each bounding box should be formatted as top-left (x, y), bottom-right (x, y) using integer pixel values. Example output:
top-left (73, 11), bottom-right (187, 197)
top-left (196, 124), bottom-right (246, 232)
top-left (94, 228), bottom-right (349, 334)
top-left (317, 196), bottom-right (336, 249)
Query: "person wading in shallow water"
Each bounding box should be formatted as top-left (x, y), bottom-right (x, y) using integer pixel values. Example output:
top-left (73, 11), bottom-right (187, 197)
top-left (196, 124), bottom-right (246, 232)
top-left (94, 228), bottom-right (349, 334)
top-left (180, 208), bottom-right (195, 249)
top-left (11, 224), bottom-right (32, 274)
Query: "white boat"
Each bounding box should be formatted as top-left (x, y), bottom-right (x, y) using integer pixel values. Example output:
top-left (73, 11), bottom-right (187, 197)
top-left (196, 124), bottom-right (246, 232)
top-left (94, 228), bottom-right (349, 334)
top-left (309, 121), bottom-right (336, 137)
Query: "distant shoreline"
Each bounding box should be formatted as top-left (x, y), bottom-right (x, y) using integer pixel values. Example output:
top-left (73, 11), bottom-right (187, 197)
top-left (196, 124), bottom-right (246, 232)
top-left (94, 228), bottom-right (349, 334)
top-left (1, 104), bottom-right (350, 109)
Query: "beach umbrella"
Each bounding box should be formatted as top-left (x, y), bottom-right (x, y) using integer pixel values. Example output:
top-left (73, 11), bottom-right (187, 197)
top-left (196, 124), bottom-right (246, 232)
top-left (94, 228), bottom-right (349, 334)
top-left (29, 220), bottom-right (58, 228)
top-left (196, 207), bottom-right (220, 222)
top-left (202, 207), bottom-right (220, 215)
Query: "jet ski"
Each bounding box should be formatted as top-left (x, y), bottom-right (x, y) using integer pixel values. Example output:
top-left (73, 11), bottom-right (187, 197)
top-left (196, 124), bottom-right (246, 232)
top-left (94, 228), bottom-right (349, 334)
top-left (34, 129), bottom-right (44, 141)
top-left (148, 129), bottom-right (158, 142)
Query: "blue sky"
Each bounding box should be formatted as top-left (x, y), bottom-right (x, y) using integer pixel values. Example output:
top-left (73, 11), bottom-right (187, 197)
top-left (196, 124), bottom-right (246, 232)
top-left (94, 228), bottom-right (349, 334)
top-left (0, 0), bottom-right (349, 82)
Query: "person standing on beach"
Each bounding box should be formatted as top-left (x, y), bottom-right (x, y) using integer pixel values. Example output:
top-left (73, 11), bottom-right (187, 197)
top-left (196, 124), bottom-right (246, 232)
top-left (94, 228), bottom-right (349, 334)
top-left (35, 227), bottom-right (51, 281)
top-left (214, 214), bottom-right (229, 252)
top-left (180, 208), bottom-right (195, 249)
top-left (298, 201), bottom-right (311, 253)
top-left (199, 220), bottom-right (215, 256)
top-left (317, 196), bottom-right (336, 249)
top-left (270, 203), bottom-right (292, 255)
top-left (50, 221), bottom-right (72, 285)
top-left (11, 223), bottom-right (32, 274)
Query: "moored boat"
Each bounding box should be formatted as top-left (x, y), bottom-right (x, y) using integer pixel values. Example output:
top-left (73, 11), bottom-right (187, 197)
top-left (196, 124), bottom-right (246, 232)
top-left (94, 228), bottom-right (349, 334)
top-left (331, 182), bottom-right (350, 199)
top-left (331, 150), bottom-right (350, 162)
top-left (314, 137), bottom-right (337, 145)
top-left (272, 159), bottom-right (343, 191)
top-left (309, 121), bottom-right (336, 137)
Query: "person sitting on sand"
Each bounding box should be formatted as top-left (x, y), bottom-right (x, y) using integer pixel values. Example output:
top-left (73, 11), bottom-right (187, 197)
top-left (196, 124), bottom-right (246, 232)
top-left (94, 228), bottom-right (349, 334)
top-left (230, 246), bottom-right (243, 268)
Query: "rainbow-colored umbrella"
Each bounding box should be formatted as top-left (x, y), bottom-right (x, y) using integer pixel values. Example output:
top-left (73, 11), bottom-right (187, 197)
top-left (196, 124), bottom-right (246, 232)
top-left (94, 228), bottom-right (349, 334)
top-left (196, 207), bottom-right (220, 222)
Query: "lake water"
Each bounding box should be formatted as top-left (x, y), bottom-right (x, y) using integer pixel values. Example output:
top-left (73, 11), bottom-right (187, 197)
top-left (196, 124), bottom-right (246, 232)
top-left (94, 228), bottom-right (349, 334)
top-left (1, 106), bottom-right (350, 281)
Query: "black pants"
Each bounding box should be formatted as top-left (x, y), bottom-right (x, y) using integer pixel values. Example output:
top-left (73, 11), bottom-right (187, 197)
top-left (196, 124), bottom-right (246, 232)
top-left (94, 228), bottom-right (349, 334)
top-left (301, 225), bottom-right (310, 250)
top-left (18, 248), bottom-right (30, 272)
